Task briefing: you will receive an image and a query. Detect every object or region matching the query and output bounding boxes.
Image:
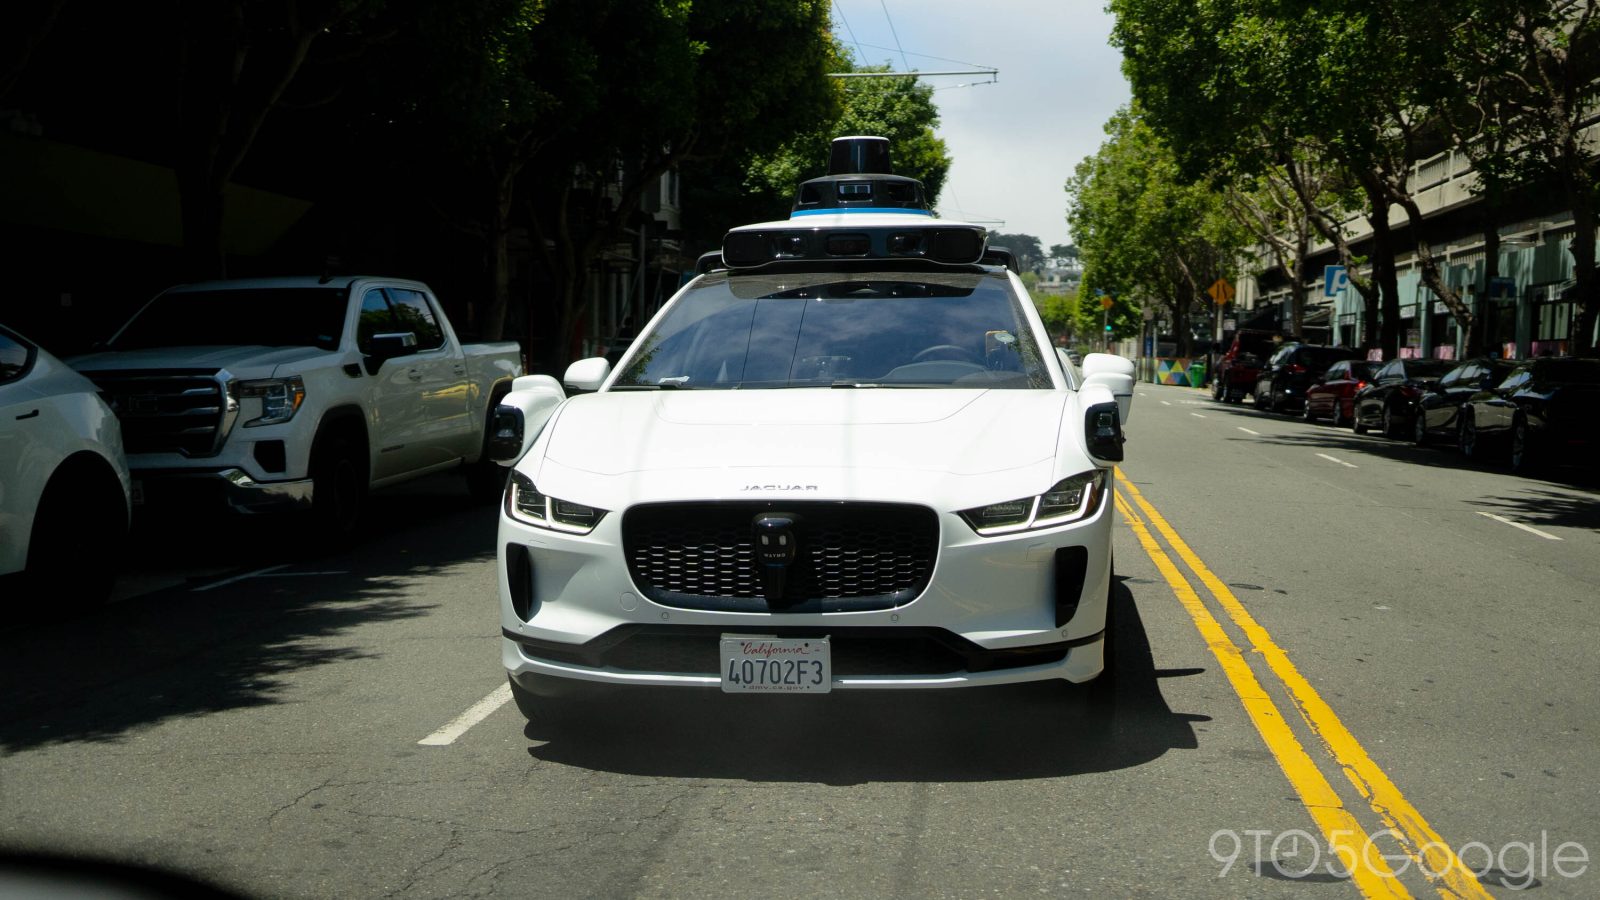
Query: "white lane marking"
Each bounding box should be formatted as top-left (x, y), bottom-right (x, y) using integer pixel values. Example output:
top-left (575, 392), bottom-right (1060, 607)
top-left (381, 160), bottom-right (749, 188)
top-left (1191, 412), bottom-right (1207, 418)
top-left (419, 683), bottom-right (514, 746)
top-left (1237, 427), bottom-right (1261, 436)
top-left (1137, 391), bottom-right (1148, 397)
top-left (1316, 453), bottom-right (1359, 469)
top-left (1477, 511), bottom-right (1562, 542)
top-left (1160, 400), bottom-right (1172, 406)
top-left (192, 565), bottom-right (290, 592)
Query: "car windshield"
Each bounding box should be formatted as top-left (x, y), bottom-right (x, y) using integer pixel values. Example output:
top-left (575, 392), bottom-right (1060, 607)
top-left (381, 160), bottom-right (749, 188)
top-left (110, 288), bottom-right (349, 352)
top-left (612, 270), bottom-right (1052, 390)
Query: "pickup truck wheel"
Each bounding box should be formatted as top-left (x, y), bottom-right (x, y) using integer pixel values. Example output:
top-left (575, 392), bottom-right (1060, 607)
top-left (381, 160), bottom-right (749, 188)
top-left (310, 435), bottom-right (367, 542)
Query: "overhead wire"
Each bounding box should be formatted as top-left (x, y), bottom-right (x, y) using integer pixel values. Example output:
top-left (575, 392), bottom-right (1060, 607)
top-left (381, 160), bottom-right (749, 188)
top-left (878, 0), bottom-right (914, 73)
top-left (831, 2), bottom-right (866, 63)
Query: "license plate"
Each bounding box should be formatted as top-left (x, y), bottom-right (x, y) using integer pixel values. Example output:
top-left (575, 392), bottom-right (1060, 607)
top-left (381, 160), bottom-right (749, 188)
top-left (719, 635), bottom-right (831, 694)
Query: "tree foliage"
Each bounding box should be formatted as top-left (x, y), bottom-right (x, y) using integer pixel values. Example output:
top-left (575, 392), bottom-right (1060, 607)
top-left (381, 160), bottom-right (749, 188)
top-left (1111, 0), bottom-right (1600, 355)
top-left (1066, 106), bottom-right (1247, 355)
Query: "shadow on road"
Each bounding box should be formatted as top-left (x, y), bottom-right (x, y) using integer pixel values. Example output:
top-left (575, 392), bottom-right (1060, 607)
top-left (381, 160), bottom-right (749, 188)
top-left (523, 578), bottom-right (1210, 784)
top-left (0, 475), bottom-right (499, 753)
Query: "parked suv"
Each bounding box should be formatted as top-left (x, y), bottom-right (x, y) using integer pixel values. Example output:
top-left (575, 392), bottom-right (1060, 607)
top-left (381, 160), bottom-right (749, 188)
top-left (1253, 343), bottom-right (1366, 412)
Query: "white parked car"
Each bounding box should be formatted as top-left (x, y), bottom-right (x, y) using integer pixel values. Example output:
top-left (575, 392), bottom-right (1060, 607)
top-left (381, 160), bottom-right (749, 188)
top-left (491, 138), bottom-right (1134, 725)
top-left (0, 324), bottom-right (131, 601)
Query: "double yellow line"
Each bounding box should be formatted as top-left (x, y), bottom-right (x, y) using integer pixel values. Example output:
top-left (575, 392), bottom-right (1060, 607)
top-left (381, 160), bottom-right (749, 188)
top-left (1113, 470), bottom-right (1489, 900)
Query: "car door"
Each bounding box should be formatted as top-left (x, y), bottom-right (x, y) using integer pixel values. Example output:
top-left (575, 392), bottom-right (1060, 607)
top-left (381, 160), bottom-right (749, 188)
top-left (384, 287), bottom-right (472, 469)
top-left (0, 328), bottom-right (47, 575)
top-left (356, 286), bottom-right (430, 480)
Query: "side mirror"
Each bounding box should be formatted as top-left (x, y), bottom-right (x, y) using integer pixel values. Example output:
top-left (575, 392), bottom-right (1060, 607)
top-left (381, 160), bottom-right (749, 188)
top-left (1081, 390), bottom-right (1125, 463)
top-left (488, 374), bottom-right (566, 464)
top-left (369, 332), bottom-right (417, 359)
top-left (1081, 353), bottom-right (1135, 424)
top-left (365, 332), bottom-right (417, 374)
top-left (563, 357), bottom-right (610, 393)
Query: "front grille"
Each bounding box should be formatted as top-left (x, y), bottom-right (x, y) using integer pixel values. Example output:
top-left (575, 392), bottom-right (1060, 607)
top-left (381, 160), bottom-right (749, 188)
top-left (623, 501), bottom-right (939, 612)
top-left (511, 626), bottom-right (1069, 677)
top-left (88, 370), bottom-right (231, 457)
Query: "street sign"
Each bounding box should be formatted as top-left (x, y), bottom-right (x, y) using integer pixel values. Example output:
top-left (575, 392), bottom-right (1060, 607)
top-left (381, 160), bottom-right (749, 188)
top-left (1100, 296), bottom-right (1114, 310)
top-left (1323, 265), bottom-right (1349, 297)
top-left (1206, 278), bottom-right (1235, 304)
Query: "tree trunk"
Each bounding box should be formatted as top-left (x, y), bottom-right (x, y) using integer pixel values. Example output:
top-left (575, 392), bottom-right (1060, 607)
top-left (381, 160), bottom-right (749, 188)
top-left (482, 164), bottom-right (519, 342)
top-left (1360, 176), bottom-right (1401, 358)
top-left (1567, 173), bottom-right (1599, 356)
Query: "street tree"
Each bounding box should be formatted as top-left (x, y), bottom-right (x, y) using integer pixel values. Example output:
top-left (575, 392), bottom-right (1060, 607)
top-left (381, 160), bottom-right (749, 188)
top-left (1066, 107), bottom-right (1246, 356)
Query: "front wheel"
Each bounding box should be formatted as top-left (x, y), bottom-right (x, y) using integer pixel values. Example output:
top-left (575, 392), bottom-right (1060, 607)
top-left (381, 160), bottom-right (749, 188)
top-left (1352, 402), bottom-right (1368, 435)
top-left (1330, 398), bottom-right (1348, 428)
top-left (1412, 410), bottom-right (1430, 446)
top-left (310, 434), bottom-right (367, 543)
top-left (1509, 418), bottom-right (1535, 474)
top-left (1381, 403), bottom-right (1402, 439)
top-left (1459, 415), bottom-right (1479, 460)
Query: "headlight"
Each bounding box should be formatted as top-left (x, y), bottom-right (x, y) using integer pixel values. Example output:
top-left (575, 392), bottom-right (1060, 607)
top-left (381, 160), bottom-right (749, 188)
top-left (959, 469), bottom-right (1107, 536)
top-left (236, 376), bottom-right (306, 427)
top-left (504, 470), bottom-right (607, 534)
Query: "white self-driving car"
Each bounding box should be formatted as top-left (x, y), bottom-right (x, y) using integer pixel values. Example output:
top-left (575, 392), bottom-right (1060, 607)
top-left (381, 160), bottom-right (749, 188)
top-left (493, 137), bottom-right (1134, 723)
top-left (0, 324), bottom-right (131, 603)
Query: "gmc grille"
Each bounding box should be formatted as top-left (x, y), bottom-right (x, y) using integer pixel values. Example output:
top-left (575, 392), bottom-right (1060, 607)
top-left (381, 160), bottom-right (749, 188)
top-left (622, 501), bottom-right (939, 613)
top-left (88, 370), bottom-right (232, 457)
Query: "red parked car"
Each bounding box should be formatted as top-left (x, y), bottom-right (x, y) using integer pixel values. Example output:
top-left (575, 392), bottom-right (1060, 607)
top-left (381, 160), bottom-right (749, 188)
top-left (1211, 329), bottom-right (1278, 403)
top-left (1302, 359), bottom-right (1378, 426)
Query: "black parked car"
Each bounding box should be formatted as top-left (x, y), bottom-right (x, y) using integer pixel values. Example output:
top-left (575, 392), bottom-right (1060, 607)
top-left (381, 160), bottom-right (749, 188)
top-left (1458, 357), bottom-right (1600, 472)
top-left (1411, 357), bottom-right (1519, 446)
top-left (1253, 343), bottom-right (1366, 412)
top-left (1351, 358), bottom-right (1457, 437)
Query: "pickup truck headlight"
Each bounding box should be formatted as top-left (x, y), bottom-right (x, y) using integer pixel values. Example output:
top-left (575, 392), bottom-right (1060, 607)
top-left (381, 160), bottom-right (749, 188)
top-left (505, 470), bottom-right (607, 534)
top-left (959, 469), bottom-right (1107, 536)
top-left (237, 376), bottom-right (306, 427)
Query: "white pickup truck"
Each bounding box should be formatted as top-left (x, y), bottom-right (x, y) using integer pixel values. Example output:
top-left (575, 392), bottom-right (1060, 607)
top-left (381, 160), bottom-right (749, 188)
top-left (69, 276), bottom-right (521, 537)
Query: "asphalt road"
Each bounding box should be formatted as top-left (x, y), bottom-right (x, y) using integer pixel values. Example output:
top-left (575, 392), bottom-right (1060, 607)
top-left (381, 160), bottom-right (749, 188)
top-left (2, 385), bottom-right (1597, 898)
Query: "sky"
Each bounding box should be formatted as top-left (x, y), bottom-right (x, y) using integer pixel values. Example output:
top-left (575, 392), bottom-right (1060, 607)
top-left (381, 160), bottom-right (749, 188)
top-left (829, 0), bottom-right (1132, 252)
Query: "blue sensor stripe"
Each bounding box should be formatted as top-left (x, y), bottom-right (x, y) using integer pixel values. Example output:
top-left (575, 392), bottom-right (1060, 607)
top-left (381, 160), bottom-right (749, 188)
top-left (789, 208), bottom-right (935, 217)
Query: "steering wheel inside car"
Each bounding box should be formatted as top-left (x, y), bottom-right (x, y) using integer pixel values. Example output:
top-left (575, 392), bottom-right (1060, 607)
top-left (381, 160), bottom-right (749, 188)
top-left (911, 344), bottom-right (978, 363)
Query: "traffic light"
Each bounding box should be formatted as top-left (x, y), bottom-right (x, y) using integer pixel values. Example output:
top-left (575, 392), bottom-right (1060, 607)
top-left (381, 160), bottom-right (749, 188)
top-left (1104, 324), bottom-right (1112, 332)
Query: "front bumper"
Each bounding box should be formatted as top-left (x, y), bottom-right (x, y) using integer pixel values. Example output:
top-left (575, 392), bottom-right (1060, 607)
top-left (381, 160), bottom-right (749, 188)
top-left (497, 490), bottom-right (1116, 690)
top-left (132, 467), bottom-right (313, 513)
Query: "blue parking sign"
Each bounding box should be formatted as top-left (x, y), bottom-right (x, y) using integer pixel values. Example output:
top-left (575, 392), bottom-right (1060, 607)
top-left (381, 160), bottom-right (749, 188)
top-left (1323, 265), bottom-right (1349, 297)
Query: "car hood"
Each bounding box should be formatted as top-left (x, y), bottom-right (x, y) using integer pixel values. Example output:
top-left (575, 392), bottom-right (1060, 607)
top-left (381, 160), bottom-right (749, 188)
top-left (532, 389), bottom-right (1076, 510)
top-left (67, 345), bottom-right (334, 376)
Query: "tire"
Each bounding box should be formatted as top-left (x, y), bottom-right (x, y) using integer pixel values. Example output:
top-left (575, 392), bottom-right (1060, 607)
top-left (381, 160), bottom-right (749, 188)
top-left (1211, 379), bottom-right (1223, 402)
top-left (1330, 398), bottom-right (1348, 428)
top-left (1302, 398), bottom-right (1318, 422)
top-left (1509, 417), bottom-right (1534, 474)
top-left (1381, 403), bottom-right (1400, 439)
top-left (508, 673), bottom-right (581, 735)
top-left (26, 462), bottom-right (126, 606)
top-left (1459, 414), bottom-right (1479, 460)
top-left (310, 432), bottom-right (367, 543)
top-left (1352, 401), bottom-right (1368, 434)
top-left (1412, 409), bottom-right (1429, 446)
